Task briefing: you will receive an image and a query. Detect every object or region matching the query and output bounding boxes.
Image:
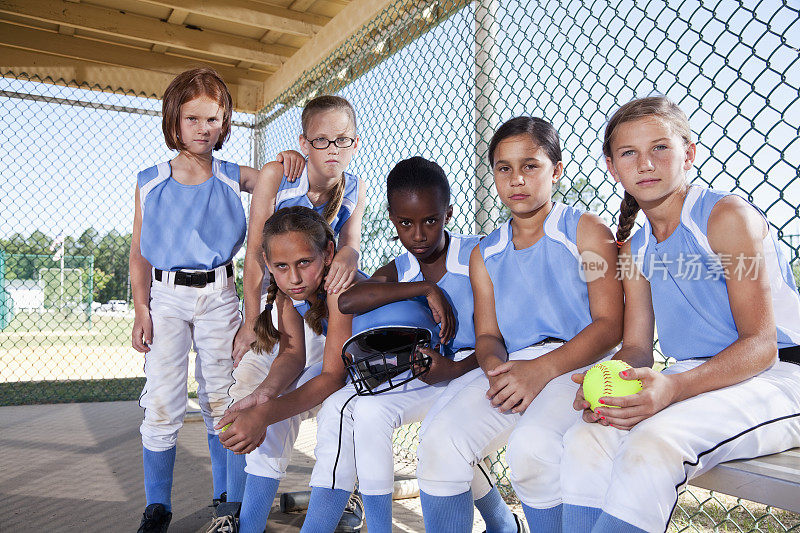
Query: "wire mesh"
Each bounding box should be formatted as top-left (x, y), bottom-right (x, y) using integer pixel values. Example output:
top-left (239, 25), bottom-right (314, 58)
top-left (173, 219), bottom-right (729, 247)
top-left (1, 0), bottom-right (799, 529)
top-left (0, 75), bottom-right (255, 404)
top-left (254, 0), bottom-right (800, 529)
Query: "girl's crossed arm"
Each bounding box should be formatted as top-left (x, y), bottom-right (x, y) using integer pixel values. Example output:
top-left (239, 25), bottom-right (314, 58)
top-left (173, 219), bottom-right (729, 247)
top-left (337, 261), bottom-right (456, 343)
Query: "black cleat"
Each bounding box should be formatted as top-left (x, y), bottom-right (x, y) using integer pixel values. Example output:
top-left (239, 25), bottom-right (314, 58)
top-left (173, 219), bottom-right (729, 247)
top-left (137, 503), bottom-right (172, 533)
top-left (334, 492), bottom-right (364, 533)
top-left (206, 501), bottom-right (241, 533)
top-left (212, 491), bottom-right (227, 508)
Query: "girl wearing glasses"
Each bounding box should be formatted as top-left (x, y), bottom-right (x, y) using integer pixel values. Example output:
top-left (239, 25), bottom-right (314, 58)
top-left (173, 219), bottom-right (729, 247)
top-left (223, 96), bottom-right (366, 513)
top-left (301, 157), bottom-right (523, 533)
top-left (214, 206), bottom-right (365, 533)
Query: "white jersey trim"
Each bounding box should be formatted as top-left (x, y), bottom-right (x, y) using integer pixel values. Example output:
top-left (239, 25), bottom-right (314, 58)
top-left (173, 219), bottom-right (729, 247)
top-left (275, 167), bottom-right (310, 206)
top-left (632, 220), bottom-right (650, 279)
top-left (398, 251), bottom-right (421, 283)
top-left (446, 233), bottom-right (470, 276)
top-left (544, 203), bottom-right (580, 262)
top-left (213, 158), bottom-right (241, 196)
top-left (764, 229), bottom-right (800, 345)
top-left (484, 221), bottom-right (510, 259)
top-left (682, 186), bottom-right (715, 257)
top-left (139, 162), bottom-right (171, 218)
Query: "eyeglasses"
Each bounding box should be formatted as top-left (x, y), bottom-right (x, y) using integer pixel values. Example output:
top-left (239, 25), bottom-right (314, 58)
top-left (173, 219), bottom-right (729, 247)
top-left (304, 135), bottom-right (356, 150)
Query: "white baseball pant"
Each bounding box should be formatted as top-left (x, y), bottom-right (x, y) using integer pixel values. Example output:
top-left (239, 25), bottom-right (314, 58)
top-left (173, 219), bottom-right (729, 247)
top-left (244, 349), bottom-right (325, 479)
top-left (139, 266), bottom-right (239, 451)
top-left (417, 342), bottom-right (604, 506)
top-left (560, 359), bottom-right (800, 533)
top-left (310, 350), bottom-right (497, 498)
top-left (229, 295), bottom-right (326, 404)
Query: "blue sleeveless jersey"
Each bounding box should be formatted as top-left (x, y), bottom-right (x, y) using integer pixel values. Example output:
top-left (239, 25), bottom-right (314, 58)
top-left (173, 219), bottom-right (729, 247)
top-left (480, 203), bottom-right (593, 353)
top-left (275, 168), bottom-right (359, 236)
top-left (394, 232), bottom-right (481, 355)
top-left (630, 186), bottom-right (800, 360)
top-left (138, 158), bottom-right (246, 271)
top-left (293, 299), bottom-right (328, 336)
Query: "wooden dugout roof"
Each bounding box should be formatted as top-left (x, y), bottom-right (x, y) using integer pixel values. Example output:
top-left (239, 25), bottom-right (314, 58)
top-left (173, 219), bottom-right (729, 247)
top-left (0, 0), bottom-right (452, 113)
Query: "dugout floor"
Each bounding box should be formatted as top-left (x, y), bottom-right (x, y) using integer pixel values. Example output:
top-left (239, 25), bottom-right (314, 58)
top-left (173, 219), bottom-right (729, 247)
top-left (1, 401), bottom-right (506, 532)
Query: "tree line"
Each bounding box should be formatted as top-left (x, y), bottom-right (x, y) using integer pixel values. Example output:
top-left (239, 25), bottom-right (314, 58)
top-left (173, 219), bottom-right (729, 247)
top-left (1, 228), bottom-right (131, 303)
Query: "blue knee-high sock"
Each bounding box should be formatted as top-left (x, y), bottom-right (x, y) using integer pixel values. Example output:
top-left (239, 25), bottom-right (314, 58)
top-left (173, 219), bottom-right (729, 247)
top-left (226, 449), bottom-right (248, 502)
top-left (522, 503), bottom-right (561, 533)
top-left (207, 434), bottom-right (227, 499)
top-left (591, 512), bottom-right (647, 533)
top-left (239, 474), bottom-right (280, 533)
top-left (300, 487), bottom-right (352, 532)
top-left (474, 487), bottom-right (517, 533)
top-left (362, 493), bottom-right (392, 533)
top-left (420, 490), bottom-right (473, 533)
top-left (143, 446), bottom-right (176, 510)
top-left (562, 504), bottom-right (602, 532)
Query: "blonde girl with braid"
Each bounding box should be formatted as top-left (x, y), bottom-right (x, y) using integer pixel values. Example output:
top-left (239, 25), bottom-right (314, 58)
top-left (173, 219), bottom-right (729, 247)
top-left (222, 95), bottom-right (366, 512)
top-left (213, 206), bottom-right (365, 533)
top-left (558, 96), bottom-right (800, 532)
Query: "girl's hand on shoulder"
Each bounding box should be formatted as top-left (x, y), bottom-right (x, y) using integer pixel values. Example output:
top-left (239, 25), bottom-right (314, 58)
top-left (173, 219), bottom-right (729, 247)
top-left (216, 406), bottom-right (268, 454)
top-left (486, 359), bottom-right (553, 414)
top-left (132, 310), bottom-right (152, 353)
top-left (592, 367), bottom-right (678, 431)
top-left (325, 246), bottom-right (359, 294)
top-left (275, 150), bottom-right (306, 182)
top-left (423, 283), bottom-right (456, 344)
top-left (414, 346), bottom-right (458, 384)
top-left (571, 371), bottom-right (605, 425)
top-left (232, 322), bottom-right (257, 366)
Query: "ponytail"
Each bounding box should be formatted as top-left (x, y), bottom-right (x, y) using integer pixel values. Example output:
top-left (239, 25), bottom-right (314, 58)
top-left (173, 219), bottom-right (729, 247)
top-left (615, 191), bottom-right (640, 246)
top-left (321, 175), bottom-right (346, 227)
top-left (251, 274), bottom-right (280, 353)
top-left (303, 263), bottom-right (331, 336)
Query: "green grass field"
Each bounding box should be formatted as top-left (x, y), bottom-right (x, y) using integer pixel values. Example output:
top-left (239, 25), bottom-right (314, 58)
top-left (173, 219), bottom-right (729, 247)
top-left (0, 311), bottom-right (201, 405)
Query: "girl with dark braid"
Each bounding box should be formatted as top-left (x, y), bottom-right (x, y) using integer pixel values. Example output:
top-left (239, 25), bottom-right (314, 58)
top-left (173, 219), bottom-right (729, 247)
top-left (560, 96), bottom-right (800, 532)
top-left (214, 206), bottom-right (365, 533)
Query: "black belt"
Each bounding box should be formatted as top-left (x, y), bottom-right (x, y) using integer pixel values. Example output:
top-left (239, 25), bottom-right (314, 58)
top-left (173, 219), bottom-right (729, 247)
top-left (532, 336), bottom-right (565, 347)
top-left (154, 263), bottom-right (233, 287)
top-left (779, 345), bottom-right (800, 365)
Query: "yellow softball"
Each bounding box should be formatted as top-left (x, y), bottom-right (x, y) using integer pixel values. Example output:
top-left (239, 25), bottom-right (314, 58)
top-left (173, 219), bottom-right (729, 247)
top-left (583, 360), bottom-right (642, 411)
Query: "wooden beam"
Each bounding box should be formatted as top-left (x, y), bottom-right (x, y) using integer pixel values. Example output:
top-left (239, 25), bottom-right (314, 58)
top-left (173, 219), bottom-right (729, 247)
top-left (137, 0), bottom-right (329, 37)
top-left (166, 8), bottom-right (189, 25)
top-left (0, 0), bottom-right (294, 69)
top-left (0, 22), bottom-right (269, 86)
top-left (0, 47), bottom-right (262, 112)
top-left (260, 0), bottom-right (403, 106)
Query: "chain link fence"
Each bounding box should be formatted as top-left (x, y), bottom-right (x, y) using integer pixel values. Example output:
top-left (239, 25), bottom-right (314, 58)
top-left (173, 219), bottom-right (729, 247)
top-left (255, 0), bottom-right (799, 529)
top-left (0, 75), bottom-right (255, 404)
top-left (1, 0), bottom-right (799, 529)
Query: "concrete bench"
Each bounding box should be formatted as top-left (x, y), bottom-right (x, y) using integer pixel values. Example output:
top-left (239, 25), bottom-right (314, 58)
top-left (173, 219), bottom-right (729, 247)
top-left (689, 448), bottom-right (800, 513)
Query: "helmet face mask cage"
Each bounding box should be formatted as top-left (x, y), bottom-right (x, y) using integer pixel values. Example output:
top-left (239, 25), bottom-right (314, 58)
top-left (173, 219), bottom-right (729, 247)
top-left (341, 326), bottom-right (433, 396)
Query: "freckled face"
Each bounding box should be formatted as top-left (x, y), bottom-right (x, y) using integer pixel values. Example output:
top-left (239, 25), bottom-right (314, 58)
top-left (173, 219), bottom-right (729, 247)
top-left (178, 95), bottom-right (224, 154)
top-left (388, 188), bottom-right (452, 263)
top-left (492, 134), bottom-right (562, 216)
top-left (264, 231), bottom-right (333, 301)
top-left (606, 117), bottom-right (695, 205)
